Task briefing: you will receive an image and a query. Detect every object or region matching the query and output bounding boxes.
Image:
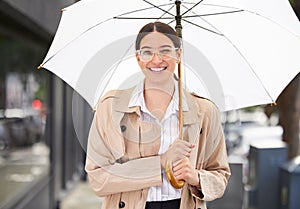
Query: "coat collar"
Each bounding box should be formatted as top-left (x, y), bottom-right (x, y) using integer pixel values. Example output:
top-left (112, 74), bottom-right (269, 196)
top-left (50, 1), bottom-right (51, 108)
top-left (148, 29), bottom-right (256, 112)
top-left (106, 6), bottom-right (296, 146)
top-left (113, 86), bottom-right (200, 125)
top-left (128, 80), bottom-right (189, 112)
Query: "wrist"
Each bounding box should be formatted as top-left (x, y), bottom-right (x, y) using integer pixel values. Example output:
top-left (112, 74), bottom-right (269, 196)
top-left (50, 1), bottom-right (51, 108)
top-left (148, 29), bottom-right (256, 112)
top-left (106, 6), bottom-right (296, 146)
top-left (191, 169), bottom-right (201, 188)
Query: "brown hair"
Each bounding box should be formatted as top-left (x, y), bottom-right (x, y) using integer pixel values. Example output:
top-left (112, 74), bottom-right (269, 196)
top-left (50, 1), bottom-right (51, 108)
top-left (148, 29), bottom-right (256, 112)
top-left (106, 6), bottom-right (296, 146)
top-left (135, 22), bottom-right (181, 50)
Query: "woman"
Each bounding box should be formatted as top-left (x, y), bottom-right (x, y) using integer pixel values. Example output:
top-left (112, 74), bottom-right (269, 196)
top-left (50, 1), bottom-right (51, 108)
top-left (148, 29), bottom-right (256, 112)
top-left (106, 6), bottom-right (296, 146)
top-left (85, 22), bottom-right (230, 209)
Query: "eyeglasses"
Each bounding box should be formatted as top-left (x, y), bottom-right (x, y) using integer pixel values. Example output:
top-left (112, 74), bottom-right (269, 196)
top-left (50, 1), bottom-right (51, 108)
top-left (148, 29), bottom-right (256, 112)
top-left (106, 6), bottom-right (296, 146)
top-left (137, 47), bottom-right (179, 62)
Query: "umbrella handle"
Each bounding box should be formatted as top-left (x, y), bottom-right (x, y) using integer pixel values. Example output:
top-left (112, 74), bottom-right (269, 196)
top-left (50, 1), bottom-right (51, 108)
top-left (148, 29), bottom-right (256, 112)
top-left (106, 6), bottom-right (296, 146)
top-left (166, 61), bottom-right (185, 189)
top-left (165, 61), bottom-right (185, 189)
top-left (165, 160), bottom-right (185, 189)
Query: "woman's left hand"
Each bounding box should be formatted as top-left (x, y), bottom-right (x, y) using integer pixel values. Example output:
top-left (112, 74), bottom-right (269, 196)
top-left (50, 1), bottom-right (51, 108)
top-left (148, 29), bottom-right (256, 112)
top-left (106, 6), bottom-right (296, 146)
top-left (173, 157), bottom-right (200, 187)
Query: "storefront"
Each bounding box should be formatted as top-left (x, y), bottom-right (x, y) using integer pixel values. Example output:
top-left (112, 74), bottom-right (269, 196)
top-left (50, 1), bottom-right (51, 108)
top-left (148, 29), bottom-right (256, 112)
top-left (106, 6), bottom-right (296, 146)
top-left (0, 1), bottom-right (90, 208)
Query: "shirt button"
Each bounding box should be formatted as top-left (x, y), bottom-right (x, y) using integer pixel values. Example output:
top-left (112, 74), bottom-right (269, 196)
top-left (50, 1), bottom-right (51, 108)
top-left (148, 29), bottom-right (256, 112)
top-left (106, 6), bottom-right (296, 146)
top-left (119, 201), bottom-right (125, 208)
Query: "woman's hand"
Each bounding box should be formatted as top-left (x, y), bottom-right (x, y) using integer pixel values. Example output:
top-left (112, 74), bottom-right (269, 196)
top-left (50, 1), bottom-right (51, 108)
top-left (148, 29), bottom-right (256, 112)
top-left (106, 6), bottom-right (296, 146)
top-left (160, 139), bottom-right (195, 170)
top-left (173, 157), bottom-right (200, 187)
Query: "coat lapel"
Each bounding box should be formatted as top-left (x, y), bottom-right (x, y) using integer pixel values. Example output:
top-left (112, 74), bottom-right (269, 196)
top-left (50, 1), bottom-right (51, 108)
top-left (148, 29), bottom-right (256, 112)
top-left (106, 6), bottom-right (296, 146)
top-left (183, 91), bottom-right (204, 167)
top-left (112, 87), bottom-right (204, 166)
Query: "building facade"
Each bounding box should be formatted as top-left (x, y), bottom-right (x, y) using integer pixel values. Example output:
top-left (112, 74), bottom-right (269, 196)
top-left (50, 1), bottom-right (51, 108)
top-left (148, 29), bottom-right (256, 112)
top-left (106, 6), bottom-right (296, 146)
top-left (0, 1), bottom-right (92, 208)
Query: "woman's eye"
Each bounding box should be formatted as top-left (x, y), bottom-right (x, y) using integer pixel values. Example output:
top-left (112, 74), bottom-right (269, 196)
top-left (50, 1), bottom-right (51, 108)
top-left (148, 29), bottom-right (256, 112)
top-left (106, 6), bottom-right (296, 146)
top-left (142, 50), bottom-right (152, 56)
top-left (160, 49), bottom-right (172, 54)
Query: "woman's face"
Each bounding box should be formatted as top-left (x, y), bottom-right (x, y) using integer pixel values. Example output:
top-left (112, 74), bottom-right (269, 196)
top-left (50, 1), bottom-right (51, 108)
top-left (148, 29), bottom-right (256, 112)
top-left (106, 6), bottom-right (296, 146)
top-left (136, 31), bottom-right (180, 84)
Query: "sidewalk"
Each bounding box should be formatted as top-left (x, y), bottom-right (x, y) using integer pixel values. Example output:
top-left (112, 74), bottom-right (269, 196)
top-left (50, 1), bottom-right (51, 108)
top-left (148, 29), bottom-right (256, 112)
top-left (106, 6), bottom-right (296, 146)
top-left (60, 181), bottom-right (103, 209)
top-left (0, 142), bottom-right (50, 209)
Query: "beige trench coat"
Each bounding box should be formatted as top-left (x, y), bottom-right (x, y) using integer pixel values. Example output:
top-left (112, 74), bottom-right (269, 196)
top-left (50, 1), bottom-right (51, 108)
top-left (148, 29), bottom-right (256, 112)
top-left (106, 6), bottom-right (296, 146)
top-left (85, 87), bottom-right (230, 209)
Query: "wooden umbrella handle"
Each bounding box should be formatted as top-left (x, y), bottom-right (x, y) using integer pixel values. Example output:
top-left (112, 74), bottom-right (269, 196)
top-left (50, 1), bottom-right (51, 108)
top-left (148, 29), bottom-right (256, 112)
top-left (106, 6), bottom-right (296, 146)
top-left (178, 61), bottom-right (183, 140)
top-left (165, 62), bottom-right (185, 189)
top-left (166, 160), bottom-right (185, 189)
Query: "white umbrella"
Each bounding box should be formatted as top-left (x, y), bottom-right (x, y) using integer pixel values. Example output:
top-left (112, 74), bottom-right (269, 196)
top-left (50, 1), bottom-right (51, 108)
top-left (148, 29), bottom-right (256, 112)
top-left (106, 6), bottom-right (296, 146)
top-left (39, 0), bottom-right (300, 112)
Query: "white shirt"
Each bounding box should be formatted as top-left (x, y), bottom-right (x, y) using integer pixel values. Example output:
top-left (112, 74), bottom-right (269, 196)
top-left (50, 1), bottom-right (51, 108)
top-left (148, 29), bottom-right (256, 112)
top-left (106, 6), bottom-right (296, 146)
top-left (128, 80), bottom-right (188, 202)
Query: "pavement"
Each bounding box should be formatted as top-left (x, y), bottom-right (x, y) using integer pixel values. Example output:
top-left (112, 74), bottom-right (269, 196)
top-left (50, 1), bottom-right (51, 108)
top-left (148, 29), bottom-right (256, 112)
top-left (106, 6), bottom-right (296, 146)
top-left (60, 181), bottom-right (103, 209)
top-left (0, 142), bottom-right (103, 209)
top-left (0, 142), bottom-right (50, 209)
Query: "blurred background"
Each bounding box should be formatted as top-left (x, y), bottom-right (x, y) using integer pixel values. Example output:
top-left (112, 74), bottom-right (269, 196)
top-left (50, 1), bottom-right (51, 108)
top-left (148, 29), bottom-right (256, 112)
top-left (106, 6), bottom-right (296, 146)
top-left (0, 1), bottom-right (299, 209)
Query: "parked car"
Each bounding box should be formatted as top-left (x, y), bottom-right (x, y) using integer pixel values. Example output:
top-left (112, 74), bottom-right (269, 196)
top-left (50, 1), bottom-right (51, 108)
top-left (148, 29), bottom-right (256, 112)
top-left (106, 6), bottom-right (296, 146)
top-left (222, 109), bottom-right (282, 156)
top-left (0, 108), bottom-right (45, 148)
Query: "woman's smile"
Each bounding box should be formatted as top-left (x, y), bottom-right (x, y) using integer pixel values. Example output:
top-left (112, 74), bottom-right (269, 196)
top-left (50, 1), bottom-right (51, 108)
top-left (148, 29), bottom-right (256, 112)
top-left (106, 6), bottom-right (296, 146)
top-left (148, 67), bottom-right (167, 72)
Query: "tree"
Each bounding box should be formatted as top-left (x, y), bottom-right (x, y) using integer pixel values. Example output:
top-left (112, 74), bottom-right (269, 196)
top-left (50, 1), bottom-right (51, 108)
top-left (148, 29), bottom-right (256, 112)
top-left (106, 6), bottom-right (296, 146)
top-left (277, 0), bottom-right (300, 159)
top-left (278, 74), bottom-right (300, 159)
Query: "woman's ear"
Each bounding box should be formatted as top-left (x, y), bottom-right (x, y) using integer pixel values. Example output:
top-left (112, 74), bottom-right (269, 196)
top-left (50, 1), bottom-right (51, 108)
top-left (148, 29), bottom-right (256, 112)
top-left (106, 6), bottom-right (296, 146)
top-left (136, 52), bottom-right (140, 62)
top-left (136, 52), bottom-right (144, 69)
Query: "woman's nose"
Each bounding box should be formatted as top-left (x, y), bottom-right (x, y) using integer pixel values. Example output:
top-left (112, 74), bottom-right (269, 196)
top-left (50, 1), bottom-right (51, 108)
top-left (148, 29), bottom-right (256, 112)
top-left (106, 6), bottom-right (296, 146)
top-left (151, 52), bottom-right (163, 63)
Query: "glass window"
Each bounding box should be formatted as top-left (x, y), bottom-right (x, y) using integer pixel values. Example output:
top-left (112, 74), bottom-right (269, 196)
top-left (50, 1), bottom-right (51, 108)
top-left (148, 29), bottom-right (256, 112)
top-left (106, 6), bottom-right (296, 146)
top-left (0, 34), bottom-right (50, 207)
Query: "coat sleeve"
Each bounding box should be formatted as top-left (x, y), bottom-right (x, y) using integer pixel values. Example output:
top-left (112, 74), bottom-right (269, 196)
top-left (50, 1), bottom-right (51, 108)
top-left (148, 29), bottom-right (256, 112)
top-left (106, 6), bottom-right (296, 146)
top-left (85, 96), bottom-right (162, 197)
top-left (190, 100), bottom-right (231, 201)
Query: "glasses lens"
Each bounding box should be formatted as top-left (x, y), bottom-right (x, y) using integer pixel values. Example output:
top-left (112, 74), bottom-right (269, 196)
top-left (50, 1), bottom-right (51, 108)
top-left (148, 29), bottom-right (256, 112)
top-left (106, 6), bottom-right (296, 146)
top-left (138, 47), bottom-right (177, 61)
top-left (159, 47), bottom-right (176, 60)
top-left (139, 48), bottom-right (154, 61)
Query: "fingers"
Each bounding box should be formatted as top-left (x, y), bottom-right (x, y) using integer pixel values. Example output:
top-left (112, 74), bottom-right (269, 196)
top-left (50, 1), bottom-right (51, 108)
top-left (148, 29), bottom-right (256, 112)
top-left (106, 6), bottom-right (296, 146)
top-left (172, 140), bottom-right (195, 153)
top-left (173, 157), bottom-right (189, 169)
top-left (162, 139), bottom-right (195, 169)
top-left (170, 140), bottom-right (195, 160)
top-left (173, 158), bottom-right (190, 180)
top-left (172, 158), bottom-right (199, 186)
top-left (173, 139), bottom-right (195, 149)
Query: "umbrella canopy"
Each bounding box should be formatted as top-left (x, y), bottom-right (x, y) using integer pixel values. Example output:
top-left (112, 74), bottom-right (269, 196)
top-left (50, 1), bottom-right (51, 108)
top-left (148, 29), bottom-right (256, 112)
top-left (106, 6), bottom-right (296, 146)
top-left (40, 0), bottom-right (300, 111)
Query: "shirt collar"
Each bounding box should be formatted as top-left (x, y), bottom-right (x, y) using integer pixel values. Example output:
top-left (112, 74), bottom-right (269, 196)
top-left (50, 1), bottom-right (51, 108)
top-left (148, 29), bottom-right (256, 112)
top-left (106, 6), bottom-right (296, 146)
top-left (128, 79), bottom-right (189, 112)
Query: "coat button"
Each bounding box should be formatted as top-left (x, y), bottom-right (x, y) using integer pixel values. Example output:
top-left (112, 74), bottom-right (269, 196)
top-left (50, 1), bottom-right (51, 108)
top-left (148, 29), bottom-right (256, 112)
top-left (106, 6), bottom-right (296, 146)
top-left (120, 125), bottom-right (126, 132)
top-left (119, 201), bottom-right (125, 208)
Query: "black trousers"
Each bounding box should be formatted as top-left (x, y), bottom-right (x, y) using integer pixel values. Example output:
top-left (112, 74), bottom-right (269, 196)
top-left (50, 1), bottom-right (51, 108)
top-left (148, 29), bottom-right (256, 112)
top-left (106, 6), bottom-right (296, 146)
top-left (145, 199), bottom-right (181, 209)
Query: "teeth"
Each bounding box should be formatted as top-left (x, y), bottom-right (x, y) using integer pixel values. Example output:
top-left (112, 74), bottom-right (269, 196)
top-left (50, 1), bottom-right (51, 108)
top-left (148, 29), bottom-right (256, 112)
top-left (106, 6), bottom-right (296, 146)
top-left (149, 67), bottom-right (165, 72)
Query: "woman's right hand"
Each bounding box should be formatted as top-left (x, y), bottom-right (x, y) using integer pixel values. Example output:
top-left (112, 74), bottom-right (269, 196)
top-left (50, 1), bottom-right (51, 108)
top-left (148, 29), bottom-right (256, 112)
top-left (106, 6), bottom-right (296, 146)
top-left (160, 139), bottom-right (195, 170)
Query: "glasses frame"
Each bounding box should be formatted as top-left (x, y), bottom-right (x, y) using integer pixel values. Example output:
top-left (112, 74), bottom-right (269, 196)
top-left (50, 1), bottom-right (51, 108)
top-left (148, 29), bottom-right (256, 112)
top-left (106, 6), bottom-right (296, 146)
top-left (136, 47), bottom-right (179, 62)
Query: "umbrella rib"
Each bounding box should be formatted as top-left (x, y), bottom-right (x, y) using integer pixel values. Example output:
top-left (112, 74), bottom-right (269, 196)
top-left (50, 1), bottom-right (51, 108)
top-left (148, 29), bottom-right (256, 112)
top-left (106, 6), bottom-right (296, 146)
top-left (219, 30), bottom-right (275, 103)
top-left (181, 18), bottom-right (223, 36)
top-left (142, 0), bottom-right (175, 17)
top-left (40, 18), bottom-right (114, 66)
top-left (166, 19), bottom-right (175, 25)
top-left (231, 42), bottom-right (275, 103)
top-left (187, 2), bottom-right (299, 38)
top-left (181, 6), bottom-right (274, 102)
top-left (244, 8), bottom-right (300, 38)
top-left (42, 3), bottom-right (176, 67)
top-left (199, 3), bottom-right (245, 12)
top-left (114, 3), bottom-right (174, 18)
top-left (180, 3), bottom-right (274, 103)
top-left (114, 17), bottom-right (174, 20)
top-left (97, 43), bottom-right (135, 101)
top-left (182, 10), bottom-right (244, 18)
top-left (115, 3), bottom-right (175, 22)
top-left (181, 0), bottom-right (204, 16)
top-left (157, 4), bottom-right (176, 22)
top-left (180, 3), bottom-right (224, 36)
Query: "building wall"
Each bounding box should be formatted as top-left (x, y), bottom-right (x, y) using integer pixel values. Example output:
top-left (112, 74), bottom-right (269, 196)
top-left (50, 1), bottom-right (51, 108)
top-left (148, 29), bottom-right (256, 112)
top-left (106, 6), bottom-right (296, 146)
top-left (0, 1), bottom-right (91, 209)
top-left (2, 0), bottom-right (75, 34)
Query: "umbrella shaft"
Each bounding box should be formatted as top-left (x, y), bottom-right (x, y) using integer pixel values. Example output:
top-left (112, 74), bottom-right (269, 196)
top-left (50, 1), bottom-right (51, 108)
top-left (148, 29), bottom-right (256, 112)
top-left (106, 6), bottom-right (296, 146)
top-left (178, 62), bottom-right (183, 140)
top-left (175, 1), bottom-right (183, 139)
top-left (175, 1), bottom-right (182, 38)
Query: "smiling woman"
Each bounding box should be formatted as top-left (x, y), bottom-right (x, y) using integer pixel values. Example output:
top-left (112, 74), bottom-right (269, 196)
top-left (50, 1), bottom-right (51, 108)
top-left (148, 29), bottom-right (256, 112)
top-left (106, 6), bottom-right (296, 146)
top-left (136, 30), bottom-right (181, 91)
top-left (85, 21), bottom-right (230, 209)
